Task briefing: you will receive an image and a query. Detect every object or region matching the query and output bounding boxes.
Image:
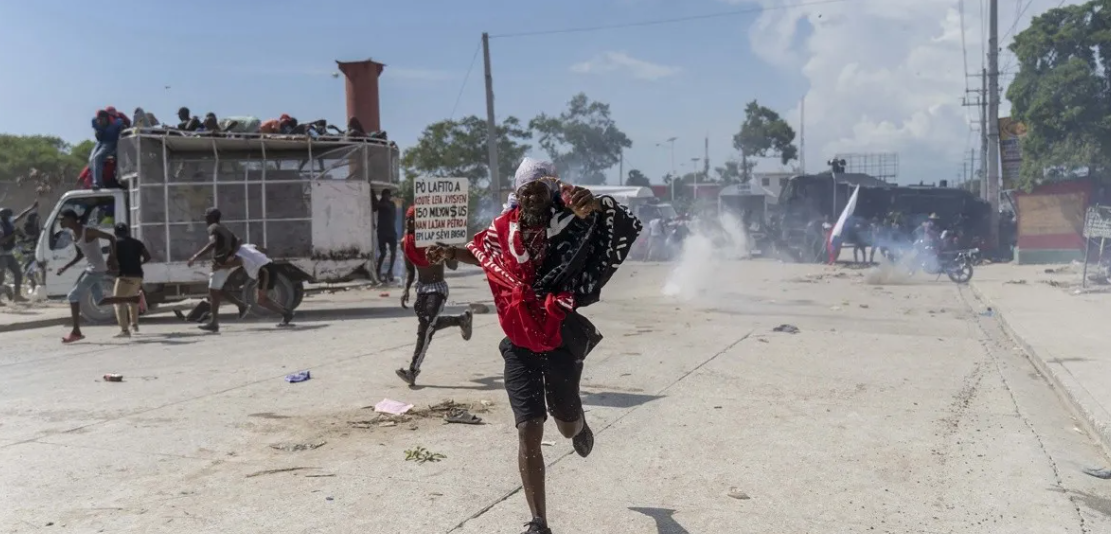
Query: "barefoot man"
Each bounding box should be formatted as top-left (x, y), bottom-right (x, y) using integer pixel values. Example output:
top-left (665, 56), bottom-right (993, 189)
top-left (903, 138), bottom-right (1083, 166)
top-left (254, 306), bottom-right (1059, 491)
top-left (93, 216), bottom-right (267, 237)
top-left (427, 158), bottom-right (642, 534)
top-left (395, 206), bottom-right (473, 386)
top-left (56, 209), bottom-right (118, 343)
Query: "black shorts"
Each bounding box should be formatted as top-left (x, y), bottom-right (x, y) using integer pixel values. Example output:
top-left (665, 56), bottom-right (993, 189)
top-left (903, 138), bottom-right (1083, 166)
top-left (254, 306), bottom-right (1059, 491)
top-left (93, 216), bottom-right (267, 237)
top-left (500, 337), bottom-right (584, 427)
top-left (257, 263), bottom-right (277, 290)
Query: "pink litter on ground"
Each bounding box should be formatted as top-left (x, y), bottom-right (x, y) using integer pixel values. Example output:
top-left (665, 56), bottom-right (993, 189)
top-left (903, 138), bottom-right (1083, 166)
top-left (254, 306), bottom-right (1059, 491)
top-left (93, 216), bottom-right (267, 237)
top-left (374, 399), bottom-right (413, 415)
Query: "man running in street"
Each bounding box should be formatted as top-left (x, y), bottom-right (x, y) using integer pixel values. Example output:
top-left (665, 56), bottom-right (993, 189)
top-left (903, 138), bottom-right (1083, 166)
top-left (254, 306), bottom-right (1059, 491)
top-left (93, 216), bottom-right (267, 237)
top-left (98, 223), bottom-right (150, 338)
top-left (217, 243), bottom-right (294, 326)
top-left (186, 207), bottom-right (247, 333)
top-left (56, 209), bottom-right (118, 343)
top-left (395, 206), bottom-right (473, 386)
top-left (427, 158), bottom-right (642, 534)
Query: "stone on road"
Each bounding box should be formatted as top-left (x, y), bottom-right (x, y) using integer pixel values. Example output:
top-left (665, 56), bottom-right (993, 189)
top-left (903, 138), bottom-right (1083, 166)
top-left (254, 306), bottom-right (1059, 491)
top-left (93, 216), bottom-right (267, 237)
top-left (0, 262), bottom-right (1108, 533)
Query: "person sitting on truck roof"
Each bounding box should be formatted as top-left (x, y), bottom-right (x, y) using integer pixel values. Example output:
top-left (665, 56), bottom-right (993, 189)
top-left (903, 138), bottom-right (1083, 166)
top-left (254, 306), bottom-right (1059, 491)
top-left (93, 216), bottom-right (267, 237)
top-left (186, 207), bottom-right (249, 333)
top-left (90, 109), bottom-right (124, 189)
top-left (217, 243), bottom-right (294, 327)
top-left (200, 112), bottom-right (235, 133)
top-left (219, 115), bottom-right (260, 133)
top-left (176, 107), bottom-right (202, 131)
top-left (344, 117), bottom-right (366, 137)
top-left (77, 157), bottom-right (120, 190)
top-left (132, 107), bottom-right (159, 128)
top-left (105, 106), bottom-right (131, 129)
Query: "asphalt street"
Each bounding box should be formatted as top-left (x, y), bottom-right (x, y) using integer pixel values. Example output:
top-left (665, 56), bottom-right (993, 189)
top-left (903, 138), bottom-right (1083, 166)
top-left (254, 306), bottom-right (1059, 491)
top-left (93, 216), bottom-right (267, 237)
top-left (0, 260), bottom-right (1108, 534)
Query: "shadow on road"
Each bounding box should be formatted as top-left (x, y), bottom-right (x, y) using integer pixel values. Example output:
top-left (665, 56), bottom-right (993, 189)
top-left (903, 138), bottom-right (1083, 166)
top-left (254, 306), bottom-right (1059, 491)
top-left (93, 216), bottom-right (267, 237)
top-left (628, 507), bottom-right (690, 534)
top-left (582, 391), bottom-right (664, 409)
top-left (409, 375), bottom-right (503, 392)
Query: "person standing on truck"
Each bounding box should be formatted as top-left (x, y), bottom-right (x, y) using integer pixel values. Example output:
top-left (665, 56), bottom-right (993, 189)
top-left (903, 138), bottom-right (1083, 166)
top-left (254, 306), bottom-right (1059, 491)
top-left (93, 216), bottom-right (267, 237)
top-left (186, 207), bottom-right (249, 333)
top-left (426, 158), bottom-right (642, 534)
top-left (0, 202), bottom-right (37, 304)
top-left (217, 243), bottom-right (294, 327)
top-left (395, 206), bottom-right (473, 386)
top-left (89, 110), bottom-right (124, 189)
top-left (96, 223), bottom-right (151, 338)
top-left (375, 189), bottom-right (399, 282)
top-left (56, 209), bottom-right (118, 343)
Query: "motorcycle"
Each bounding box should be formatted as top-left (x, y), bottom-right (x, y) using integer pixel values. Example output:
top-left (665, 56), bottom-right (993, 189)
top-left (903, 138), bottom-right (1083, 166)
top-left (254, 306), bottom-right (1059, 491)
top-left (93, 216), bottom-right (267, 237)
top-left (905, 234), bottom-right (976, 284)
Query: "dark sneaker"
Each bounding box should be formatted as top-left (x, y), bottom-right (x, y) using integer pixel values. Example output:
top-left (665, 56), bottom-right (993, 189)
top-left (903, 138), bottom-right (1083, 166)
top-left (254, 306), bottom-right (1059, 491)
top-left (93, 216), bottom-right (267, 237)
top-left (572, 415), bottom-right (594, 458)
top-left (198, 322), bottom-right (219, 333)
top-left (521, 518), bottom-right (552, 534)
top-left (395, 368), bottom-right (419, 386)
top-left (237, 304), bottom-right (249, 320)
top-left (278, 311), bottom-right (294, 327)
top-left (460, 310), bottom-right (473, 341)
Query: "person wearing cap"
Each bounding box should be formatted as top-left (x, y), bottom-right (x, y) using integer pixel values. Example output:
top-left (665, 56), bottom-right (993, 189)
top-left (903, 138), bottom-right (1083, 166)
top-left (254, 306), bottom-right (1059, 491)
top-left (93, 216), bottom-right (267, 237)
top-left (89, 109), bottom-right (124, 188)
top-left (426, 157), bottom-right (643, 534)
top-left (186, 207), bottom-right (248, 332)
top-left (99, 223), bottom-right (150, 338)
top-left (56, 209), bottom-right (118, 343)
top-left (394, 205), bottom-right (473, 386)
top-left (0, 201), bottom-right (37, 304)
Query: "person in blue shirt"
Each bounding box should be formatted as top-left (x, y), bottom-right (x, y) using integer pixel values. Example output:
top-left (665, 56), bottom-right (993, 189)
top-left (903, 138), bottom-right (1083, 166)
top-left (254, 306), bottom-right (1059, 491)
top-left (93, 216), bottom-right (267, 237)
top-left (89, 110), bottom-right (123, 188)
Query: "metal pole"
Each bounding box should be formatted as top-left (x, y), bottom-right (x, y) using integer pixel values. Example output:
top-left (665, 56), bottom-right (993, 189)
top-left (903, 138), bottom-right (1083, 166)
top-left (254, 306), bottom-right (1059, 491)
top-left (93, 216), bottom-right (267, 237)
top-left (980, 68), bottom-right (988, 200)
top-left (482, 33), bottom-right (501, 208)
top-left (987, 0), bottom-right (1001, 251)
top-left (618, 151), bottom-right (623, 186)
top-left (1082, 233), bottom-right (1091, 288)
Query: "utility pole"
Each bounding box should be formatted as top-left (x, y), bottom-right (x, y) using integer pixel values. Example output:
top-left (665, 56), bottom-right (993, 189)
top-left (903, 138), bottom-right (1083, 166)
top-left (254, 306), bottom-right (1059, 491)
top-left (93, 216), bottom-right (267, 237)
top-left (980, 68), bottom-right (988, 201)
top-left (482, 33), bottom-right (501, 208)
top-left (987, 0), bottom-right (1001, 250)
top-left (618, 151), bottom-right (623, 186)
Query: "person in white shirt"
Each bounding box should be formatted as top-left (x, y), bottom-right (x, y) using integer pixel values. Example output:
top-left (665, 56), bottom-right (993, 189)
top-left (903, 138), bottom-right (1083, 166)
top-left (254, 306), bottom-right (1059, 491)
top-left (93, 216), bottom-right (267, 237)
top-left (645, 217), bottom-right (665, 261)
top-left (218, 244), bottom-right (294, 326)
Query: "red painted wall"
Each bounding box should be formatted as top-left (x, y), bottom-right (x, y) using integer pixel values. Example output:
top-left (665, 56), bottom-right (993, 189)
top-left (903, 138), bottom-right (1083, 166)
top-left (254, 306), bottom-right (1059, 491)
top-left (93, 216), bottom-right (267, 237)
top-left (1014, 180), bottom-right (1093, 250)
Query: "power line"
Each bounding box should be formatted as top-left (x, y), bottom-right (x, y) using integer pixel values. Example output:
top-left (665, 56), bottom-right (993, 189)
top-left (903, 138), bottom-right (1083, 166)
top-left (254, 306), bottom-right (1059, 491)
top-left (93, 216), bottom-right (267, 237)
top-left (489, 0), bottom-right (855, 39)
top-left (449, 40), bottom-right (482, 120)
top-left (1000, 0), bottom-right (1034, 43)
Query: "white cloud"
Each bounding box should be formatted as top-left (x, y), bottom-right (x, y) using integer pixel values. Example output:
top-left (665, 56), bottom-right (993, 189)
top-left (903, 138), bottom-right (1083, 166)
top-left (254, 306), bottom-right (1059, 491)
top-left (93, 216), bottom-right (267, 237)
top-left (723, 0), bottom-right (1084, 181)
top-left (570, 51), bottom-right (681, 80)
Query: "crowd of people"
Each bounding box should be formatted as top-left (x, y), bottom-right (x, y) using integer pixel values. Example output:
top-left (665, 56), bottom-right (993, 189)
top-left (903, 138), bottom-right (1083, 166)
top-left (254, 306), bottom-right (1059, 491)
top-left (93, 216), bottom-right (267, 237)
top-left (81, 105), bottom-right (385, 190)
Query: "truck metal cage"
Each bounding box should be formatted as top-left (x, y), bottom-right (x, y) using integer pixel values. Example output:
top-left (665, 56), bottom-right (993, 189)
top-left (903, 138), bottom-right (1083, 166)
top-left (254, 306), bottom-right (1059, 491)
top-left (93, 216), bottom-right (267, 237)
top-left (114, 129), bottom-right (398, 263)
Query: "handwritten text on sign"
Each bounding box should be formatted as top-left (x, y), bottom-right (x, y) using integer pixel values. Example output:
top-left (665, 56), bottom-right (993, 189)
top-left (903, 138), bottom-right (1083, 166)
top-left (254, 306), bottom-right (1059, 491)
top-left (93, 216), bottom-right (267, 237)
top-left (413, 177), bottom-right (469, 247)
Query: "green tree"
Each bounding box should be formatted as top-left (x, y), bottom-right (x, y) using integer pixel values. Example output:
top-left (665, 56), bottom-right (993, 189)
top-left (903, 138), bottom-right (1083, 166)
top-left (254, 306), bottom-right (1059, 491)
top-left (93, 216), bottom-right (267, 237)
top-left (1007, 0), bottom-right (1111, 189)
top-left (0, 135), bottom-right (90, 197)
top-left (625, 169), bottom-right (651, 187)
top-left (714, 159), bottom-right (750, 184)
top-left (732, 101), bottom-right (798, 182)
top-left (529, 93), bottom-right (632, 185)
top-left (400, 116), bottom-right (531, 230)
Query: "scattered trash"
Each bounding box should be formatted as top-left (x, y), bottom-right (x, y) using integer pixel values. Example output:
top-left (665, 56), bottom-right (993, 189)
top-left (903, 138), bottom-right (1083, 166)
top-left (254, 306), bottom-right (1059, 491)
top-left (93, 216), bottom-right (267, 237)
top-left (1083, 467), bottom-right (1111, 479)
top-left (713, 406), bottom-right (722, 409)
top-left (405, 446), bottom-right (446, 464)
top-left (727, 487), bottom-right (751, 500)
top-left (269, 440), bottom-right (327, 452)
top-left (541, 441), bottom-right (556, 447)
top-left (444, 409), bottom-right (483, 425)
top-left (479, 400), bottom-right (493, 407)
top-left (326, 496), bottom-right (334, 501)
top-left (379, 293), bottom-right (390, 298)
top-left (858, 304), bottom-right (869, 309)
top-left (285, 371), bottom-right (311, 383)
top-left (375, 398), bottom-right (414, 416)
top-left (980, 308), bottom-right (994, 317)
top-left (245, 467), bottom-right (316, 478)
top-left (469, 302), bottom-right (491, 314)
top-left (378, 421), bottom-right (397, 428)
top-left (304, 474), bottom-right (336, 478)
top-left (757, 338), bottom-right (769, 343)
top-left (772, 324), bottom-right (800, 334)
top-left (102, 374), bottom-right (123, 382)
top-left (1004, 279), bottom-right (1027, 285)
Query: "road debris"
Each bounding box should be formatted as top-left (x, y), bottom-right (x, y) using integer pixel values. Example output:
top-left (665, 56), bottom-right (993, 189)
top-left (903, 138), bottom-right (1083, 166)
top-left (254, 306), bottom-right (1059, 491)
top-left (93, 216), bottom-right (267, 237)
top-left (269, 440), bottom-right (327, 452)
top-left (727, 487), bottom-right (751, 500)
top-left (772, 324), bottom-right (800, 334)
top-left (1004, 279), bottom-right (1027, 285)
top-left (245, 467), bottom-right (317, 478)
top-left (405, 446), bottom-right (446, 464)
top-left (375, 398), bottom-right (414, 416)
top-left (542, 441), bottom-right (555, 447)
top-left (102, 374), bottom-right (123, 382)
top-left (444, 409), bottom-right (483, 425)
top-left (285, 371), bottom-right (311, 383)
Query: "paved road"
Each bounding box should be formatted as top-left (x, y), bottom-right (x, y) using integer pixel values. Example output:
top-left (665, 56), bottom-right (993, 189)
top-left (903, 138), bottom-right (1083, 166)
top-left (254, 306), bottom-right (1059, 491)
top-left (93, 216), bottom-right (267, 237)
top-left (1, 261), bottom-right (1109, 533)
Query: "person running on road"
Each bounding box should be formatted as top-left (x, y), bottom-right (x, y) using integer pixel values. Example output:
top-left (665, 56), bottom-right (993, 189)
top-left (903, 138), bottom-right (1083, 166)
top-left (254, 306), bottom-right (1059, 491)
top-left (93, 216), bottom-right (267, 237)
top-left (427, 157), bottom-right (642, 534)
top-left (56, 209), bottom-right (118, 343)
top-left (0, 202), bottom-right (37, 304)
top-left (97, 223), bottom-right (150, 338)
top-left (186, 207), bottom-right (248, 333)
top-left (217, 243), bottom-right (294, 327)
top-left (395, 206), bottom-right (473, 386)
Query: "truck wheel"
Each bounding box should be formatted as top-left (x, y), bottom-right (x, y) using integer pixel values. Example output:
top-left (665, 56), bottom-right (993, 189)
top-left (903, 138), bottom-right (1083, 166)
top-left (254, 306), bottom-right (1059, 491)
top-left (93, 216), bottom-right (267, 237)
top-left (290, 281), bottom-right (305, 310)
top-left (80, 278), bottom-right (117, 324)
top-left (255, 270), bottom-right (297, 312)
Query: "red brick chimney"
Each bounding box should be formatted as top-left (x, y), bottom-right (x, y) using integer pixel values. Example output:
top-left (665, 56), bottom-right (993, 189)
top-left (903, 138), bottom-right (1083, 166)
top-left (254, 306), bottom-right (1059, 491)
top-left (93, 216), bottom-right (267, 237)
top-left (335, 59), bottom-right (385, 132)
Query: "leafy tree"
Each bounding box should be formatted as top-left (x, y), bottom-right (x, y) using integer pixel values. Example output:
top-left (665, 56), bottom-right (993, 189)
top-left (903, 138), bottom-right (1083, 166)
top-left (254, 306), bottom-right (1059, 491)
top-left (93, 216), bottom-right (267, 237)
top-left (714, 159), bottom-right (751, 185)
top-left (400, 115), bottom-right (531, 231)
top-left (529, 93), bottom-right (632, 185)
top-left (732, 101), bottom-right (798, 182)
top-left (1007, 0), bottom-right (1111, 189)
top-left (625, 169), bottom-right (651, 187)
top-left (0, 135), bottom-right (90, 197)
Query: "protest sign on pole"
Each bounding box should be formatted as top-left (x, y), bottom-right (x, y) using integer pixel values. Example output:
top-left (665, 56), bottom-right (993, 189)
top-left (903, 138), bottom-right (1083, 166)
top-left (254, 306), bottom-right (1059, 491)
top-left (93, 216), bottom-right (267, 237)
top-left (412, 177), bottom-right (470, 247)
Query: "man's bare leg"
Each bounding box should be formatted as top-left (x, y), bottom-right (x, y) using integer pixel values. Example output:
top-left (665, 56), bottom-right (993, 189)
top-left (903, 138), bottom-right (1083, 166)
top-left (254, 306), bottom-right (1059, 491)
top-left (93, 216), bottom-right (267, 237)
top-left (517, 419), bottom-right (548, 528)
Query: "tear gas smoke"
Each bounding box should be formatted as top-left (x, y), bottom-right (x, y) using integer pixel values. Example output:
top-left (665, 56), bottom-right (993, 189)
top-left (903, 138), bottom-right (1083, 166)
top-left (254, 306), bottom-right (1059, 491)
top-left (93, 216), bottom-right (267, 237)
top-left (662, 211), bottom-right (750, 301)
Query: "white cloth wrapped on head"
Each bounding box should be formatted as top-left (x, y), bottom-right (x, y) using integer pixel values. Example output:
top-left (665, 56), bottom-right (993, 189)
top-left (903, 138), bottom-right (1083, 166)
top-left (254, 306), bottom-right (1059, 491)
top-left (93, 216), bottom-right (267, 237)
top-left (504, 157), bottom-right (558, 212)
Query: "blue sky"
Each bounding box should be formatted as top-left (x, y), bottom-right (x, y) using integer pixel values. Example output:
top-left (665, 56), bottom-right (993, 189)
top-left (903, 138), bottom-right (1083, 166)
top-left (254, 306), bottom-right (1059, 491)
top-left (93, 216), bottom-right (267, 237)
top-left (0, 0), bottom-right (815, 185)
top-left (1, 0), bottom-right (1062, 186)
